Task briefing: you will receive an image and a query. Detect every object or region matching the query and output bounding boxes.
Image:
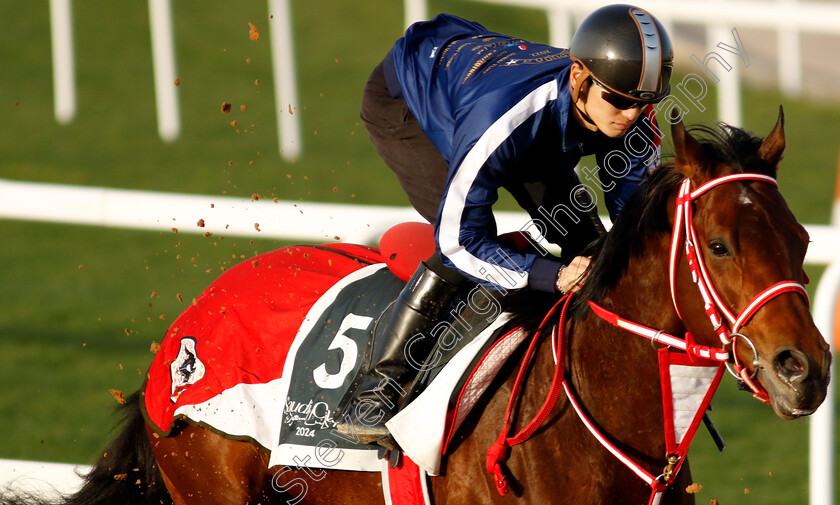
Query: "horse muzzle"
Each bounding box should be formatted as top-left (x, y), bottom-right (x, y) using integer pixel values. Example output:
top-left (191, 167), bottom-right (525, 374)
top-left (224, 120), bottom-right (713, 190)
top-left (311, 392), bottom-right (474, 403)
top-left (758, 346), bottom-right (831, 420)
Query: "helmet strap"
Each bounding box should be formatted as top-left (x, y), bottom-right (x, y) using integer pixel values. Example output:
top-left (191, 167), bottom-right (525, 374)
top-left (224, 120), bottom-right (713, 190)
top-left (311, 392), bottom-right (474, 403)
top-left (570, 62), bottom-right (598, 129)
top-left (569, 61), bottom-right (591, 103)
top-left (572, 84), bottom-right (598, 130)
top-left (575, 102), bottom-right (598, 130)
top-left (575, 101), bottom-right (598, 130)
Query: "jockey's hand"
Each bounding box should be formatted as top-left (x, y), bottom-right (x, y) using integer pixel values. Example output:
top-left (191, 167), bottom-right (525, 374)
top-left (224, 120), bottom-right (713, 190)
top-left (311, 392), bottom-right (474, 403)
top-left (555, 256), bottom-right (591, 294)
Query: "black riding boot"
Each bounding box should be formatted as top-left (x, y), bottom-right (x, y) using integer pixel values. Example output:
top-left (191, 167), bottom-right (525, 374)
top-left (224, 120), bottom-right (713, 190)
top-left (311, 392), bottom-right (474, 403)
top-left (334, 260), bottom-right (463, 446)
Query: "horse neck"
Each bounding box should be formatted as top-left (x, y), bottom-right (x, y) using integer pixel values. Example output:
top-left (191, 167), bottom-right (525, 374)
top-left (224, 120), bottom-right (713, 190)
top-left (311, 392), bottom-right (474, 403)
top-left (544, 232), bottom-right (681, 472)
top-left (593, 231), bottom-right (684, 335)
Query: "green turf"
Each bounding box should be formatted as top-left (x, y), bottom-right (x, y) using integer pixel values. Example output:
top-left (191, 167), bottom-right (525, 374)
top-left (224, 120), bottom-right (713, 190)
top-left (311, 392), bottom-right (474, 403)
top-left (689, 381), bottom-right (814, 503)
top-left (1, 1), bottom-right (839, 503)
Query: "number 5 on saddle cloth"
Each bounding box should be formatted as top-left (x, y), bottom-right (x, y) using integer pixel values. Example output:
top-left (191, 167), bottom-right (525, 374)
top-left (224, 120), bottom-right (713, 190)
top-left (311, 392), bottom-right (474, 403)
top-left (333, 222), bottom-right (509, 450)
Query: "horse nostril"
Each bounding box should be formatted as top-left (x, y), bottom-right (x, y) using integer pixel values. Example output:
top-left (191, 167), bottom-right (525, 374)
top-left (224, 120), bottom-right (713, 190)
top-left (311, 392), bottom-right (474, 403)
top-left (774, 348), bottom-right (809, 384)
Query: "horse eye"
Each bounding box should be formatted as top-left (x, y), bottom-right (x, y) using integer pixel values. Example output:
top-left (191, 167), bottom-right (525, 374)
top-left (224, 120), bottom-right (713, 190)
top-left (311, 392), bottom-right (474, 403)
top-left (708, 241), bottom-right (730, 257)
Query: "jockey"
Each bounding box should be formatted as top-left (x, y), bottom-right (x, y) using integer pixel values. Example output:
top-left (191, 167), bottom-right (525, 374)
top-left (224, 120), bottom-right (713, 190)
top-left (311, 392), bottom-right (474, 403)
top-left (335, 4), bottom-right (673, 449)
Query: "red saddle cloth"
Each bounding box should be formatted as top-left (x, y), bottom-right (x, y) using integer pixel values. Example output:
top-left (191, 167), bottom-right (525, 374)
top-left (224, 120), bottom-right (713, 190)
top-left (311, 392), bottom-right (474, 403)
top-left (143, 243), bottom-right (383, 434)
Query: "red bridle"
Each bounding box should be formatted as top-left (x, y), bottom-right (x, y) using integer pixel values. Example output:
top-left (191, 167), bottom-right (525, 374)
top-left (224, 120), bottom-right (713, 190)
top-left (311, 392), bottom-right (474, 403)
top-left (669, 173), bottom-right (809, 402)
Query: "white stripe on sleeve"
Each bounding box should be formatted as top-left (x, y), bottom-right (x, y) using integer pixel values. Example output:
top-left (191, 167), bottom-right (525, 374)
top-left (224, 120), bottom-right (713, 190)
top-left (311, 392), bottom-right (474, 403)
top-left (438, 80), bottom-right (559, 290)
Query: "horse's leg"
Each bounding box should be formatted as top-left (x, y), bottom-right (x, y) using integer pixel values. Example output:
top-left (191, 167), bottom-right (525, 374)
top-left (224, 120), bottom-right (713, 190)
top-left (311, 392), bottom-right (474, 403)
top-left (146, 422), bottom-right (275, 504)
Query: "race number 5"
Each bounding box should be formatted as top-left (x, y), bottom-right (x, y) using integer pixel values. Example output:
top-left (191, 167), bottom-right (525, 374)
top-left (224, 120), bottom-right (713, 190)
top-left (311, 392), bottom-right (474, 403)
top-left (312, 313), bottom-right (372, 389)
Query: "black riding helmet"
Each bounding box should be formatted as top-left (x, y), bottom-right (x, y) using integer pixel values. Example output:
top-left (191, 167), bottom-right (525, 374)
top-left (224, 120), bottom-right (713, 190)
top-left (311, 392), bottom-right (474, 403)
top-left (569, 4), bottom-right (673, 104)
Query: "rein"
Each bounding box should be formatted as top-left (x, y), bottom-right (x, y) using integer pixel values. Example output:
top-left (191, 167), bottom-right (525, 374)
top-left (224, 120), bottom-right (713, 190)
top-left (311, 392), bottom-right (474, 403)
top-left (486, 173), bottom-right (809, 503)
top-left (485, 293), bottom-right (572, 496)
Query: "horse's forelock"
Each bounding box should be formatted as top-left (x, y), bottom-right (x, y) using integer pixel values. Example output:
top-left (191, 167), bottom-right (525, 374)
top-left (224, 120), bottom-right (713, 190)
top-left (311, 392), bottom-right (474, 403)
top-left (689, 123), bottom-right (777, 179)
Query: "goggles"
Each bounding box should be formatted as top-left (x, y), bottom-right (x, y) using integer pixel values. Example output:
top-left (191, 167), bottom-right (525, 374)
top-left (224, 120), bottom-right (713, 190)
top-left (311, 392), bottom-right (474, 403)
top-left (591, 79), bottom-right (645, 110)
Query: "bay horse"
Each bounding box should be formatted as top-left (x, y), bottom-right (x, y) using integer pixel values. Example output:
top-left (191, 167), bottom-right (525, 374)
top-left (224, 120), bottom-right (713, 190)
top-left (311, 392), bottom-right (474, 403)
top-left (6, 109), bottom-right (830, 505)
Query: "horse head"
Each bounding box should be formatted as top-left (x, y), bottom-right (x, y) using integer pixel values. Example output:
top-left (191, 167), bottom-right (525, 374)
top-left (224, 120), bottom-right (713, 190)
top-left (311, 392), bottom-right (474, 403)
top-left (670, 106), bottom-right (831, 419)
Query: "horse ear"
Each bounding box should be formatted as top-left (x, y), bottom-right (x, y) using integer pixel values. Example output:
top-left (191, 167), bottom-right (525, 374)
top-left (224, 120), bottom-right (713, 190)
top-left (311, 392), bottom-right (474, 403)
top-left (670, 108), bottom-right (704, 179)
top-left (757, 105), bottom-right (785, 173)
